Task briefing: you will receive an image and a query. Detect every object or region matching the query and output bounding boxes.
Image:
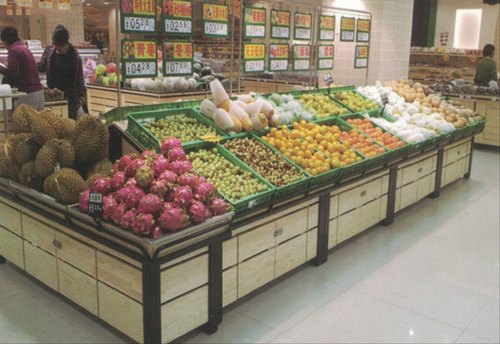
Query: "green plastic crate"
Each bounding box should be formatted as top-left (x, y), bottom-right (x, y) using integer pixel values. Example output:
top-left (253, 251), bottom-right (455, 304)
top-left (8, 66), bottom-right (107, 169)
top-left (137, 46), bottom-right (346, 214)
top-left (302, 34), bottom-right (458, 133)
top-left (103, 102), bottom-right (181, 126)
top-left (223, 135), bottom-right (311, 201)
top-left (126, 108), bottom-right (226, 151)
top-left (186, 143), bottom-right (275, 213)
top-left (330, 88), bottom-right (383, 114)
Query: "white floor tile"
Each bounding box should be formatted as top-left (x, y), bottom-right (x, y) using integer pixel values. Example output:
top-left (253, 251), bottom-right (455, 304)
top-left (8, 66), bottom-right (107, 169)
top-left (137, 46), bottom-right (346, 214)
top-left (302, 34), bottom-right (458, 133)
top-left (465, 292), bottom-right (500, 343)
top-left (454, 330), bottom-right (496, 344)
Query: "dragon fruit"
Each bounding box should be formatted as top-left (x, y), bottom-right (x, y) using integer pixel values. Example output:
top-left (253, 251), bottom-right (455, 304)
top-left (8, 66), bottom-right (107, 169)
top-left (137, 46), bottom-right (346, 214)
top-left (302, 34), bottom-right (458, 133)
top-left (150, 226), bottom-right (162, 239)
top-left (111, 203), bottom-right (127, 225)
top-left (195, 182), bottom-right (216, 202)
top-left (204, 206), bottom-right (213, 219)
top-left (135, 164), bottom-right (154, 188)
top-left (79, 190), bottom-right (90, 212)
top-left (112, 160), bottom-right (120, 173)
top-left (117, 153), bottom-right (137, 172)
top-left (140, 150), bottom-right (156, 161)
top-left (158, 207), bottom-right (190, 232)
top-left (125, 159), bottom-right (146, 178)
top-left (210, 198), bottom-right (230, 215)
top-left (189, 201), bottom-right (207, 224)
top-left (124, 178), bottom-right (138, 187)
top-left (163, 201), bottom-right (178, 209)
top-left (178, 173), bottom-right (199, 188)
top-left (173, 186), bottom-right (193, 207)
top-left (122, 209), bottom-right (136, 230)
top-left (138, 194), bottom-right (164, 216)
top-left (150, 179), bottom-right (170, 198)
top-left (91, 177), bottom-right (111, 195)
top-left (151, 155), bottom-right (170, 177)
top-left (110, 171), bottom-right (127, 191)
top-left (198, 176), bottom-right (207, 185)
top-left (168, 147), bottom-right (187, 162)
top-left (165, 190), bottom-right (175, 202)
top-left (160, 137), bottom-right (182, 155)
top-left (131, 213), bottom-right (155, 235)
top-left (158, 170), bottom-right (177, 184)
top-left (123, 186), bottom-right (145, 209)
top-left (115, 186), bottom-right (130, 203)
top-left (170, 160), bottom-right (193, 175)
top-left (102, 196), bottom-right (118, 221)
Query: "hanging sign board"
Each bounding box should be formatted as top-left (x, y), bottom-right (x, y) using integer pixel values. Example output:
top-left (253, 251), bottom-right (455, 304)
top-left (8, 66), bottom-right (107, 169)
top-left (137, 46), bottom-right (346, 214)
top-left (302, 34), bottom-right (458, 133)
top-left (121, 39), bottom-right (158, 78)
top-left (202, 3), bottom-right (229, 38)
top-left (0, 0), bottom-right (7, 5)
top-left (39, 0), bottom-right (52, 8)
top-left (58, 0), bottom-right (70, 10)
top-left (292, 44), bottom-right (311, 71)
top-left (6, 3), bottom-right (13, 15)
top-left (15, 4), bottom-right (21, 14)
top-left (293, 12), bottom-right (312, 40)
top-left (318, 15), bottom-right (335, 41)
top-left (269, 43), bottom-right (289, 72)
top-left (356, 19), bottom-right (370, 42)
top-left (15, 0), bottom-right (32, 7)
top-left (163, 41), bottom-right (193, 76)
top-left (340, 17), bottom-right (355, 41)
top-left (354, 44), bottom-right (369, 68)
top-left (270, 9), bottom-right (290, 40)
top-left (163, 0), bottom-right (193, 35)
top-left (317, 44), bottom-right (334, 70)
top-left (120, 0), bottom-right (156, 33)
top-left (243, 7), bottom-right (266, 39)
top-left (243, 43), bottom-right (266, 73)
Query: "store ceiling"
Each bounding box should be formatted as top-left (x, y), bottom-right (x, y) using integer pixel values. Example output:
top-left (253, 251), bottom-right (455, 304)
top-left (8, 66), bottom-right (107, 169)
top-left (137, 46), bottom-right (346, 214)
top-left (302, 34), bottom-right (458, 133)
top-left (82, 0), bottom-right (116, 10)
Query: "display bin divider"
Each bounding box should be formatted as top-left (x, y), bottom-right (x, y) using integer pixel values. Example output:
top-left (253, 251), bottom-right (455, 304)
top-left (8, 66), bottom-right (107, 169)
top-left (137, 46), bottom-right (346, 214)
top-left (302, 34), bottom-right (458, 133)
top-left (103, 102), bottom-right (181, 126)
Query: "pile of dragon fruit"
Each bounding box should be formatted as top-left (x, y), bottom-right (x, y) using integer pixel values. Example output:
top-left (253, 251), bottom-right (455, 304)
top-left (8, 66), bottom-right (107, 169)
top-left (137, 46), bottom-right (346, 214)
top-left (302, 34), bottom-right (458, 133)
top-left (79, 137), bottom-right (231, 239)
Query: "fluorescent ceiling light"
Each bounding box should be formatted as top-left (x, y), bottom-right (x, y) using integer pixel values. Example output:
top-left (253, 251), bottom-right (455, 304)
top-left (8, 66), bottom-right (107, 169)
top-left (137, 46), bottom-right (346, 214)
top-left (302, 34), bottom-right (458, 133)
top-left (453, 9), bottom-right (482, 49)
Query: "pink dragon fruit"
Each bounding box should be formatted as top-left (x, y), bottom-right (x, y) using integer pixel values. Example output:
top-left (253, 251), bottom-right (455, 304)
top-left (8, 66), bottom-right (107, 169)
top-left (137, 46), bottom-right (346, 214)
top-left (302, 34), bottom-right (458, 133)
top-left (170, 160), bottom-right (193, 175)
top-left (110, 171), bottom-right (127, 191)
top-left (135, 164), bottom-right (154, 188)
top-left (163, 201), bottom-right (178, 209)
top-left (79, 190), bottom-right (90, 212)
top-left (158, 208), bottom-right (190, 232)
top-left (150, 179), bottom-right (170, 198)
top-left (115, 186), bottom-right (130, 203)
top-left (122, 209), bottom-right (136, 230)
top-left (160, 137), bottom-right (182, 155)
top-left (189, 201), bottom-right (207, 224)
top-left (140, 150), bottom-right (156, 161)
top-left (138, 194), bottom-right (164, 216)
top-left (124, 178), bottom-right (137, 187)
top-left (173, 186), bottom-right (193, 208)
top-left (102, 196), bottom-right (118, 221)
top-left (151, 155), bottom-right (170, 178)
top-left (131, 213), bottom-right (155, 235)
top-left (117, 153), bottom-right (137, 172)
top-left (150, 226), bottom-right (162, 239)
top-left (111, 203), bottom-right (127, 225)
top-left (195, 182), bottom-right (216, 202)
top-left (178, 173), bottom-right (199, 188)
top-left (165, 190), bottom-right (175, 202)
top-left (204, 206), bottom-right (213, 219)
top-left (168, 147), bottom-right (186, 162)
top-left (125, 159), bottom-right (146, 178)
top-left (112, 160), bottom-right (120, 173)
top-left (210, 198), bottom-right (230, 215)
top-left (123, 186), bottom-right (145, 209)
top-left (91, 177), bottom-right (111, 195)
top-left (198, 176), bottom-right (207, 185)
top-left (158, 170), bottom-right (177, 184)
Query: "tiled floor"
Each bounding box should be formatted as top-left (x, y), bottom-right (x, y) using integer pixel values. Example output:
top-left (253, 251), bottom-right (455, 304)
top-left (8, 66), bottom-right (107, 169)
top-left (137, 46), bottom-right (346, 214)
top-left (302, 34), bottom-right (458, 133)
top-left (1, 147), bottom-right (499, 344)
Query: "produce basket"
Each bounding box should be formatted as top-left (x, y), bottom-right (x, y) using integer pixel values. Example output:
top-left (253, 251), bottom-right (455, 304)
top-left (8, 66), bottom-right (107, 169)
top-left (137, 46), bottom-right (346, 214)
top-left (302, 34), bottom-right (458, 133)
top-left (330, 87), bottom-right (383, 115)
top-left (186, 143), bottom-right (275, 213)
top-left (126, 108), bottom-right (226, 151)
top-left (103, 102), bottom-right (180, 126)
top-left (224, 135), bottom-right (311, 201)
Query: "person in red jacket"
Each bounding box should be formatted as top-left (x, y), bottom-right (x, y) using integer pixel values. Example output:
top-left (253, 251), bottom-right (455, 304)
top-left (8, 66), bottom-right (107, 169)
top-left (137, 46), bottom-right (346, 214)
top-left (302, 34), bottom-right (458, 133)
top-left (0, 26), bottom-right (44, 110)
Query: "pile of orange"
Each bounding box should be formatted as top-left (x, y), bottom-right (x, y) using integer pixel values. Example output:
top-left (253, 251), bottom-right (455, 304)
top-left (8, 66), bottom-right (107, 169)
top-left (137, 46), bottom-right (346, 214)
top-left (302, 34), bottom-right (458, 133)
top-left (346, 118), bottom-right (406, 149)
top-left (339, 130), bottom-right (386, 157)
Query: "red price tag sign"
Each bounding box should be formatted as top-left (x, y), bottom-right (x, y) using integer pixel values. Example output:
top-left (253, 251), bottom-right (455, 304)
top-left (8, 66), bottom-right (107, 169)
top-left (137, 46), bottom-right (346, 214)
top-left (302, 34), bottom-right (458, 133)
top-left (270, 44), bottom-right (289, 59)
top-left (294, 12), bottom-right (311, 28)
top-left (244, 7), bottom-right (265, 24)
top-left (166, 0), bottom-right (192, 18)
top-left (293, 45), bottom-right (311, 59)
top-left (164, 41), bottom-right (193, 59)
top-left (318, 45), bottom-right (334, 58)
top-left (271, 10), bottom-right (290, 26)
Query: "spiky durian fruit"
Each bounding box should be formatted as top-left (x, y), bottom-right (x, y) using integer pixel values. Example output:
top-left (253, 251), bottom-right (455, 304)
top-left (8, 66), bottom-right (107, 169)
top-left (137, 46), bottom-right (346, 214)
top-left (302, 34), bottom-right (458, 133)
top-left (11, 104), bottom-right (37, 133)
top-left (86, 158), bottom-right (113, 179)
top-left (43, 168), bottom-right (84, 204)
top-left (14, 135), bottom-right (40, 165)
top-left (72, 115), bottom-right (109, 165)
top-left (31, 111), bottom-right (59, 145)
top-left (0, 135), bottom-right (25, 180)
top-left (19, 161), bottom-right (44, 191)
top-left (35, 139), bottom-right (75, 178)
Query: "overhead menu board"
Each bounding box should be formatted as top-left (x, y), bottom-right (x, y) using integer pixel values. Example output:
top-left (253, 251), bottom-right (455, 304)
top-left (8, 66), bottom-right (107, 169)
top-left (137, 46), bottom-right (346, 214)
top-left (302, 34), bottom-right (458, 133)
top-left (243, 43), bottom-right (266, 73)
top-left (269, 43), bottom-right (289, 72)
top-left (292, 44), bottom-right (311, 71)
top-left (163, 0), bottom-right (193, 35)
top-left (317, 45), bottom-right (334, 70)
top-left (121, 39), bottom-right (158, 78)
top-left (354, 44), bottom-right (369, 69)
top-left (356, 19), bottom-right (371, 42)
top-left (271, 9), bottom-right (291, 40)
top-left (202, 3), bottom-right (229, 37)
top-left (318, 15), bottom-right (335, 41)
top-left (340, 17), bottom-right (355, 41)
top-left (163, 41), bottom-right (193, 76)
top-left (293, 12), bottom-right (312, 40)
top-left (120, 0), bottom-right (156, 33)
top-left (243, 7), bottom-right (266, 39)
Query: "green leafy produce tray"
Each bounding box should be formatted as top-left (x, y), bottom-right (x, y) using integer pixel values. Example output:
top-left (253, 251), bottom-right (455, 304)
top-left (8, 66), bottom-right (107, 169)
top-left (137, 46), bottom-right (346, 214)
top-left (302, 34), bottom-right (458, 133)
top-left (246, 135), bottom-right (311, 200)
top-left (186, 143), bottom-right (275, 213)
top-left (126, 107), bottom-right (226, 151)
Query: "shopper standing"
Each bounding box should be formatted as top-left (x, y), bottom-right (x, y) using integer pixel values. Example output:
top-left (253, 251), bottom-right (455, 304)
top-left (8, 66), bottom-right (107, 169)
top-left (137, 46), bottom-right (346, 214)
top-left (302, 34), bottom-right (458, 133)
top-left (0, 27), bottom-right (45, 110)
top-left (475, 44), bottom-right (498, 86)
top-left (38, 25), bottom-right (86, 119)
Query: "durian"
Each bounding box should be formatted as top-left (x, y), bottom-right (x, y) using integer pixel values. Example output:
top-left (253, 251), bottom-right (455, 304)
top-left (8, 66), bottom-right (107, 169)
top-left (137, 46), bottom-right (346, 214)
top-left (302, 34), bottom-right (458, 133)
top-left (11, 104), bottom-right (37, 133)
top-left (72, 115), bottom-right (109, 165)
top-left (85, 173), bottom-right (102, 190)
top-left (0, 135), bottom-right (23, 180)
top-left (14, 135), bottom-right (39, 165)
top-left (44, 168), bottom-right (85, 204)
top-left (31, 111), bottom-right (58, 145)
top-left (19, 161), bottom-right (43, 191)
top-left (35, 139), bottom-right (75, 178)
top-left (86, 158), bottom-right (113, 179)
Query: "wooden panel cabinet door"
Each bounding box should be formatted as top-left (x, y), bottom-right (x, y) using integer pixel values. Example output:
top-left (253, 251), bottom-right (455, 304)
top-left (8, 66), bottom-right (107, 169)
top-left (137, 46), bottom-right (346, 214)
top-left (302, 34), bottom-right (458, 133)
top-left (58, 260), bottom-right (98, 315)
top-left (0, 226), bottom-right (24, 268)
top-left (24, 242), bottom-right (58, 291)
top-left (238, 249), bottom-right (275, 298)
top-left (275, 234), bottom-right (307, 277)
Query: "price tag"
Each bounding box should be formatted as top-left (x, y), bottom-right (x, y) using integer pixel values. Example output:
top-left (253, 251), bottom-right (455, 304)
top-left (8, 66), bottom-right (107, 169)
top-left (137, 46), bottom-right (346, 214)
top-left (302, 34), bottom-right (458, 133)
top-left (165, 61), bottom-right (192, 74)
top-left (243, 43), bottom-right (265, 74)
top-left (294, 60), bottom-right (310, 71)
top-left (270, 60), bottom-right (288, 71)
top-left (293, 44), bottom-right (311, 71)
top-left (356, 19), bottom-right (370, 42)
top-left (123, 17), bottom-right (156, 32)
top-left (125, 61), bottom-right (157, 76)
top-left (354, 44), bottom-right (369, 69)
top-left (272, 26), bottom-right (289, 39)
top-left (319, 15), bottom-right (335, 41)
top-left (381, 92), bottom-right (389, 105)
top-left (269, 43), bottom-right (289, 72)
top-left (88, 193), bottom-right (103, 219)
top-left (245, 60), bottom-right (265, 73)
top-left (271, 9), bottom-right (291, 39)
top-left (295, 28), bottom-right (311, 40)
top-left (319, 59), bottom-right (333, 70)
top-left (163, 41), bottom-right (193, 76)
top-left (340, 17), bottom-right (355, 42)
top-left (243, 7), bottom-right (266, 38)
top-left (323, 74), bottom-right (334, 86)
top-left (121, 39), bottom-right (158, 78)
top-left (163, 0), bottom-right (193, 34)
top-left (165, 19), bottom-right (192, 34)
top-left (202, 3), bottom-right (229, 37)
top-left (294, 12), bottom-right (312, 41)
top-left (204, 21), bottom-right (228, 36)
top-left (120, 0), bottom-right (156, 33)
top-left (245, 25), bottom-right (265, 38)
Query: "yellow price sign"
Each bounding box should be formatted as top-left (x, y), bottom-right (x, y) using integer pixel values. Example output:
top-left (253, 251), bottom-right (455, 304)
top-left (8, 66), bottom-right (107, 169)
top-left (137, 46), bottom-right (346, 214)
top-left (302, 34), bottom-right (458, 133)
top-left (341, 17), bottom-right (355, 30)
top-left (203, 4), bottom-right (229, 22)
top-left (320, 15), bottom-right (335, 30)
top-left (357, 19), bottom-right (370, 32)
top-left (132, 0), bottom-right (155, 15)
top-left (244, 44), bottom-right (266, 60)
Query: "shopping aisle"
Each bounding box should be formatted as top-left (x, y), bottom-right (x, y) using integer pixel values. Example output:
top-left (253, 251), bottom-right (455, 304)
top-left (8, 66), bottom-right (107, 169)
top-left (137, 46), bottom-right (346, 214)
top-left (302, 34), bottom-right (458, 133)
top-left (0, 147), bottom-right (498, 344)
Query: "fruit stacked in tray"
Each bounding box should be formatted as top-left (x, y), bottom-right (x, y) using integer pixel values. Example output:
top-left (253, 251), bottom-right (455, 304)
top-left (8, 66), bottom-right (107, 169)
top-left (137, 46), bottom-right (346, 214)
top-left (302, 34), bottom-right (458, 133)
top-left (334, 90), bottom-right (380, 113)
top-left (345, 118), bottom-right (406, 149)
top-left (299, 93), bottom-right (350, 119)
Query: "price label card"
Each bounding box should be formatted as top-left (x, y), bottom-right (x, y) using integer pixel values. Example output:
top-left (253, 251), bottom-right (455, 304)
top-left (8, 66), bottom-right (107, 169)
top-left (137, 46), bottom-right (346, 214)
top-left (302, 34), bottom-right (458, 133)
top-left (294, 12), bottom-right (312, 40)
top-left (120, 0), bottom-right (156, 33)
top-left (163, 0), bottom-right (193, 35)
top-left (163, 41), bottom-right (193, 76)
top-left (356, 18), bottom-right (370, 42)
top-left (323, 74), bottom-right (333, 86)
top-left (121, 39), bottom-right (158, 78)
top-left (354, 44), bottom-right (369, 69)
top-left (319, 15), bottom-right (335, 41)
top-left (88, 193), bottom-right (103, 219)
top-left (202, 3), bottom-right (229, 37)
top-left (381, 92), bottom-right (389, 106)
top-left (292, 44), bottom-right (311, 71)
top-left (243, 43), bottom-right (265, 73)
top-left (243, 7), bottom-right (266, 38)
top-left (269, 43), bottom-right (289, 72)
top-left (271, 9), bottom-right (291, 39)
top-left (317, 44), bottom-right (334, 70)
top-left (294, 59), bottom-right (310, 71)
top-left (340, 17), bottom-right (355, 42)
